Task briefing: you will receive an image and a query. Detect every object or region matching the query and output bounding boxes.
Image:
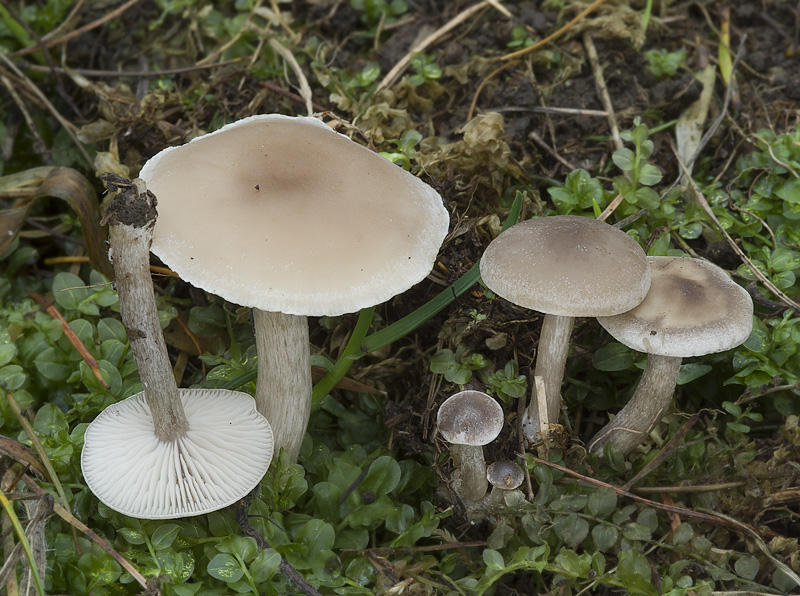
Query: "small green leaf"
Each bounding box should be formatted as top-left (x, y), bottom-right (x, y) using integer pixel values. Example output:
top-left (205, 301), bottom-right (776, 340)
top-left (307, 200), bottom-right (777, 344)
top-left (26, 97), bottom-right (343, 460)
top-left (586, 488), bottom-right (617, 518)
top-left (593, 343), bottom-right (634, 372)
top-left (151, 523), bottom-right (180, 550)
top-left (591, 525), bottom-right (618, 551)
top-left (483, 549), bottom-right (505, 570)
top-left (734, 555), bottom-right (759, 580)
top-left (612, 148), bottom-right (635, 172)
top-left (52, 271), bottom-right (89, 311)
top-left (118, 527), bottom-right (146, 545)
top-left (206, 553), bottom-right (243, 582)
top-left (677, 363), bottom-right (712, 385)
top-left (553, 514), bottom-right (589, 548)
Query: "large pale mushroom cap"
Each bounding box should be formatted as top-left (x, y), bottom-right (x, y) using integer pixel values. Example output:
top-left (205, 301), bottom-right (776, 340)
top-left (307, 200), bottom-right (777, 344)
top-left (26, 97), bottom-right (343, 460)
top-left (480, 215), bottom-right (651, 317)
top-left (81, 389), bottom-right (273, 519)
top-left (597, 256), bottom-right (754, 357)
top-left (139, 114), bottom-right (449, 316)
top-left (437, 390), bottom-right (504, 446)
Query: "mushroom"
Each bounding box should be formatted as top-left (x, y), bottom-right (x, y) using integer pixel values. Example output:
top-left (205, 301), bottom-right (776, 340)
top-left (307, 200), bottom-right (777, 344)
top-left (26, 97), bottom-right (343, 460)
top-left (484, 460), bottom-right (525, 507)
top-left (139, 114), bottom-right (449, 462)
top-left (437, 390), bottom-right (504, 501)
top-left (81, 178), bottom-right (274, 519)
top-left (479, 215), bottom-right (651, 442)
top-left (589, 256), bottom-right (753, 455)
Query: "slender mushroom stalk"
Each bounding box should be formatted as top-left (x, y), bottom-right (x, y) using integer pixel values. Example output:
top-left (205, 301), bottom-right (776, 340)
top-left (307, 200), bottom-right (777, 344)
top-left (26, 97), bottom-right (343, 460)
top-left (591, 257), bottom-right (753, 456)
top-left (253, 310), bottom-right (311, 462)
top-left (523, 314), bottom-right (575, 437)
top-left (104, 178), bottom-right (188, 441)
top-left (451, 444), bottom-right (491, 502)
top-left (587, 355), bottom-right (681, 455)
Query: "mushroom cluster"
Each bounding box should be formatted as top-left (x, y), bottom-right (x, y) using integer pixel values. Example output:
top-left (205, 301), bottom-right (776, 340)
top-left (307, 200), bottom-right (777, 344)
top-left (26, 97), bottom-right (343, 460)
top-left (437, 390), bottom-right (504, 501)
top-left (138, 114), bottom-right (449, 462)
top-left (480, 215), bottom-right (651, 442)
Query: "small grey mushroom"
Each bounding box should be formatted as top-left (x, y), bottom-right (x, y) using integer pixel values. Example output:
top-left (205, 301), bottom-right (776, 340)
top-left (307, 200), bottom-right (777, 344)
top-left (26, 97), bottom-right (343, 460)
top-left (484, 460), bottom-right (525, 507)
top-left (437, 391), bottom-right (504, 501)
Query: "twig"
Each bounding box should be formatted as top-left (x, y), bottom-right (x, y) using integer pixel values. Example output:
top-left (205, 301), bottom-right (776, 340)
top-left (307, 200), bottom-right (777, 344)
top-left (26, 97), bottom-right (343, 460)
top-left (6, 0), bottom-right (143, 59)
top-left (528, 456), bottom-right (781, 539)
top-left (632, 482), bottom-right (747, 494)
top-left (528, 130), bottom-right (579, 171)
top-left (19, 475), bottom-right (153, 592)
top-left (268, 39), bottom-right (314, 116)
top-left (502, 0), bottom-right (610, 61)
top-left (376, 1), bottom-right (509, 92)
top-left (621, 414), bottom-right (701, 491)
top-left (258, 81), bottom-right (328, 112)
top-left (15, 56), bottom-right (252, 78)
top-left (698, 508), bottom-right (800, 588)
top-left (29, 292), bottom-right (109, 388)
top-left (234, 502), bottom-right (323, 596)
top-left (466, 59), bottom-right (519, 121)
top-left (340, 540), bottom-right (487, 556)
top-left (0, 54), bottom-right (92, 168)
top-left (583, 32), bottom-right (622, 151)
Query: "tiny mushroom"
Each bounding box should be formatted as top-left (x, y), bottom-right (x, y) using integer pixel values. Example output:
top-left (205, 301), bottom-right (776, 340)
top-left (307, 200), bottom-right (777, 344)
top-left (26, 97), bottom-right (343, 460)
top-left (81, 179), bottom-right (273, 519)
top-left (480, 215), bottom-right (651, 442)
top-left (484, 460), bottom-right (525, 507)
top-left (589, 256), bottom-right (753, 455)
top-left (437, 390), bottom-right (504, 501)
top-left (139, 114), bottom-right (449, 462)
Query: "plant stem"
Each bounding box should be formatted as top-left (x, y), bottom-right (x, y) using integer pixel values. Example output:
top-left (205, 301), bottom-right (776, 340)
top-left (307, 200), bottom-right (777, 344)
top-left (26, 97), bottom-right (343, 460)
top-left (105, 179), bottom-right (188, 441)
top-left (253, 310), bottom-right (312, 462)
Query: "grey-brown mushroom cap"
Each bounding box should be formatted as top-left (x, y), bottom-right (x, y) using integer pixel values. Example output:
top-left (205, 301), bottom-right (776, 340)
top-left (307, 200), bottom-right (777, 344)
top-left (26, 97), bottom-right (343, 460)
top-left (479, 215), bottom-right (651, 317)
top-left (597, 257), bottom-right (754, 357)
top-left (486, 460), bottom-right (524, 490)
top-left (436, 390), bottom-right (504, 446)
top-left (81, 389), bottom-right (274, 519)
top-left (139, 114), bottom-right (449, 317)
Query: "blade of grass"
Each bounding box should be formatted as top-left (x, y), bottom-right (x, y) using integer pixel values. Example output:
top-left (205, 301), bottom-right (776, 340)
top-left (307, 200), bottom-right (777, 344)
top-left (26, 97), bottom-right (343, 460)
top-left (0, 489), bottom-right (45, 596)
top-left (312, 306), bottom-right (375, 402)
top-left (5, 393), bottom-right (72, 515)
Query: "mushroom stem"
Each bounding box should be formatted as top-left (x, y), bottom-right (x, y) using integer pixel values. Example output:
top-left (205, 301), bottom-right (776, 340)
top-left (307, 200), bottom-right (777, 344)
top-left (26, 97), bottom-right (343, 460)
top-left (253, 309), bottom-right (312, 462)
top-left (522, 314), bottom-right (575, 441)
top-left (588, 354), bottom-right (682, 455)
top-left (451, 444), bottom-right (488, 502)
top-left (105, 179), bottom-right (188, 442)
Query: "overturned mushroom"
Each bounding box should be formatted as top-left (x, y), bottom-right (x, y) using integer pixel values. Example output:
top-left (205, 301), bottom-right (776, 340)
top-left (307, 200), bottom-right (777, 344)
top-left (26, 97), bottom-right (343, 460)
top-left (81, 179), bottom-right (273, 519)
top-left (589, 256), bottom-right (753, 455)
